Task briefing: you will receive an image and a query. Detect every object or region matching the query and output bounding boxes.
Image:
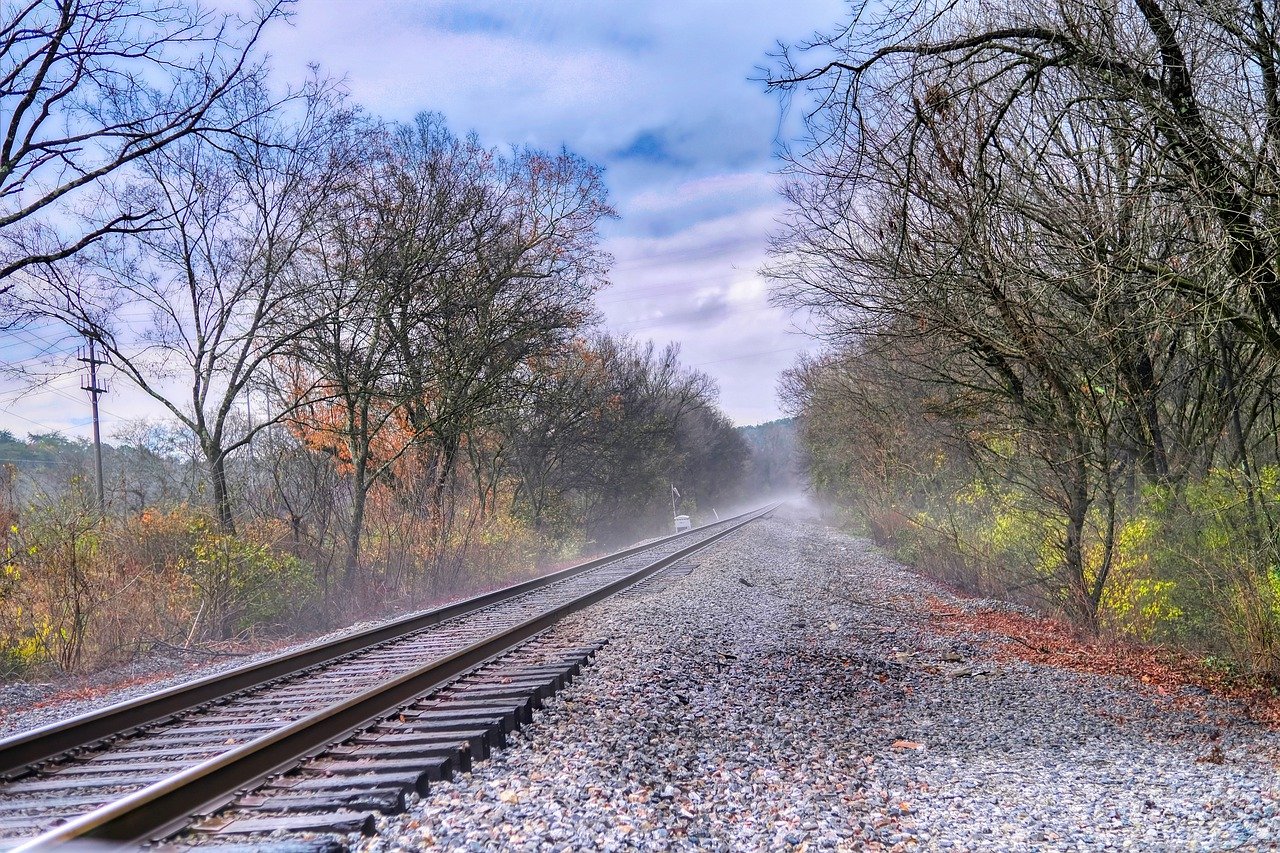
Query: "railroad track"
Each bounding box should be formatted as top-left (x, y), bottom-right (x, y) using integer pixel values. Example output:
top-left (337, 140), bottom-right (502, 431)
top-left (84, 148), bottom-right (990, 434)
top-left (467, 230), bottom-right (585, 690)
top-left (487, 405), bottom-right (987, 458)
top-left (0, 504), bottom-right (774, 851)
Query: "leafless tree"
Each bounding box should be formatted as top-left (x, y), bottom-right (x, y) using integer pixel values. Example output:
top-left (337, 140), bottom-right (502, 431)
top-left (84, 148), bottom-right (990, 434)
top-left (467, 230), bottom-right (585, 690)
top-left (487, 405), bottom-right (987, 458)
top-left (28, 78), bottom-right (349, 531)
top-left (767, 0), bottom-right (1280, 632)
top-left (0, 0), bottom-right (287, 287)
top-left (547, 336), bottom-right (719, 546)
top-left (769, 0), bottom-right (1280, 346)
top-left (374, 116), bottom-right (614, 535)
top-left (281, 114), bottom-right (615, 594)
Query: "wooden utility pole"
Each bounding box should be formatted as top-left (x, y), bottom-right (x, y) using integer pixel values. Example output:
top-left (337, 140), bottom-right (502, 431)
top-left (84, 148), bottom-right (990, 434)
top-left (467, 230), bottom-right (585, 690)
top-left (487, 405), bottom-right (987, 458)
top-left (78, 337), bottom-right (109, 517)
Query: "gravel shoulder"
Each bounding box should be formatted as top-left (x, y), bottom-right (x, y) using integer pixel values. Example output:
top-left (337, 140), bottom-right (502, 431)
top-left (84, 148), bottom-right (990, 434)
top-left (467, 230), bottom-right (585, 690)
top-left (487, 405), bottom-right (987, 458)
top-left (360, 505), bottom-right (1280, 851)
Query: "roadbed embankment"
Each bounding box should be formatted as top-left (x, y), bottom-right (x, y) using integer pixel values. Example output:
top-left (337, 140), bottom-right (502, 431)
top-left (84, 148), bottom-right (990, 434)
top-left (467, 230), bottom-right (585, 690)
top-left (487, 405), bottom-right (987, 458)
top-left (360, 506), bottom-right (1280, 851)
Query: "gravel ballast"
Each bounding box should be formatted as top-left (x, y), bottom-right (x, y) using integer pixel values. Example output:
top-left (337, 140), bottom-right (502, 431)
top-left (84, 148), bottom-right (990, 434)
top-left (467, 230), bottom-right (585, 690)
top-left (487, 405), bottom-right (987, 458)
top-left (359, 506), bottom-right (1280, 851)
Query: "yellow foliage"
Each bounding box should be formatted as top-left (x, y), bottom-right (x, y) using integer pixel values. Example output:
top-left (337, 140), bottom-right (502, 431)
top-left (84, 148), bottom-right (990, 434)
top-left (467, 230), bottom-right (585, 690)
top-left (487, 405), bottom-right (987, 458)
top-left (1098, 517), bottom-right (1182, 641)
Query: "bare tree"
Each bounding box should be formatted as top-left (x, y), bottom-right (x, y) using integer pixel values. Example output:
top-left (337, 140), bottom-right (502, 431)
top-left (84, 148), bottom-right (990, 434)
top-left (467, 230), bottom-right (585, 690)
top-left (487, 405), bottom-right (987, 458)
top-left (769, 0), bottom-right (1280, 347)
top-left (279, 114), bottom-right (615, 594)
top-left (546, 336), bottom-right (718, 546)
top-left (763, 0), bottom-right (1280, 636)
top-left (0, 0), bottom-right (288, 286)
top-left (29, 78), bottom-right (349, 531)
top-left (376, 116), bottom-right (614, 532)
top-left (282, 165), bottom-right (413, 593)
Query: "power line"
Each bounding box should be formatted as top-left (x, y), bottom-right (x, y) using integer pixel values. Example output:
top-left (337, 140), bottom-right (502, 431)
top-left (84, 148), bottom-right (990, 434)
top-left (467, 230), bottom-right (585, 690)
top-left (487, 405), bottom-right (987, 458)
top-left (0, 376), bottom-right (131, 424)
top-left (0, 331), bottom-right (76, 363)
top-left (0, 405), bottom-right (75, 435)
top-left (0, 454), bottom-right (85, 468)
top-left (3, 323), bottom-right (69, 349)
top-left (1, 326), bottom-right (133, 423)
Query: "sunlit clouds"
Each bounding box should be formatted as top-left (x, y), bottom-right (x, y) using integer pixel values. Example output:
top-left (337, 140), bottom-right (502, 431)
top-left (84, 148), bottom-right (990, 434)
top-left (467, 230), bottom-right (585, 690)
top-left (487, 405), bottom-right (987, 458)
top-left (1, 0), bottom-right (844, 438)
top-left (257, 0), bottom-right (840, 425)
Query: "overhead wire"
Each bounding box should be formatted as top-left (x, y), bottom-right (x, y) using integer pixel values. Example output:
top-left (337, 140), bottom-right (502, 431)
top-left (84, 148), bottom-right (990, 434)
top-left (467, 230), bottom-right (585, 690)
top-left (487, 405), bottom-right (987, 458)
top-left (0, 453), bottom-right (85, 468)
top-left (0, 326), bottom-right (133, 424)
top-left (0, 404), bottom-right (81, 436)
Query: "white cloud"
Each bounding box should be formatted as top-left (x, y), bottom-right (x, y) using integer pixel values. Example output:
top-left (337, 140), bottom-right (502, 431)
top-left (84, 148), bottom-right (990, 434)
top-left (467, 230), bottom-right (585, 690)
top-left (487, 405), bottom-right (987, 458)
top-left (626, 172), bottom-right (776, 216)
top-left (599, 197), bottom-right (815, 425)
top-left (263, 0), bottom-right (841, 424)
top-left (2, 0), bottom-right (847, 436)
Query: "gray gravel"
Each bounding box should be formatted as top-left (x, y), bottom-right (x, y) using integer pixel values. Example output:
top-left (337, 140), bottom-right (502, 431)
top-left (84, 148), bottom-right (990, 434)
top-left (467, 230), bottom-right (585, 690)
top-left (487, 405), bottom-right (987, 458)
top-left (358, 505), bottom-right (1280, 851)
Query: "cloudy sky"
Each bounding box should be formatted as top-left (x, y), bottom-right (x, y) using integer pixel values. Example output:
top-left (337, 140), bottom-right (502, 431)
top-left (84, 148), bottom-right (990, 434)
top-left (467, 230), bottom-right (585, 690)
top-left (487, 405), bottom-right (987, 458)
top-left (0, 0), bottom-right (845, 440)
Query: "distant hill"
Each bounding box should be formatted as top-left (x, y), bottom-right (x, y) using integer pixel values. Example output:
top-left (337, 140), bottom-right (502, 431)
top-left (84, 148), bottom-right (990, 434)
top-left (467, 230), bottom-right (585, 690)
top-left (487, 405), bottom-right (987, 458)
top-left (737, 418), bottom-right (805, 495)
top-left (0, 429), bottom-right (94, 471)
top-left (0, 428), bottom-right (198, 513)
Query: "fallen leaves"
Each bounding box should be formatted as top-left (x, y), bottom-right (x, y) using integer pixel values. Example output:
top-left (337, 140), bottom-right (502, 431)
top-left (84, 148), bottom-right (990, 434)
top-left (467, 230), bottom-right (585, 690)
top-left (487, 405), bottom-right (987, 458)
top-left (928, 600), bottom-right (1280, 728)
top-left (1196, 745), bottom-right (1227, 765)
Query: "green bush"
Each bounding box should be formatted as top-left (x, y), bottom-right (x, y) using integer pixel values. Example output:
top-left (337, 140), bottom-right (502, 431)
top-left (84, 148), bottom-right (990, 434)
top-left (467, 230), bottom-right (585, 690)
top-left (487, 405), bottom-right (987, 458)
top-left (181, 517), bottom-right (318, 640)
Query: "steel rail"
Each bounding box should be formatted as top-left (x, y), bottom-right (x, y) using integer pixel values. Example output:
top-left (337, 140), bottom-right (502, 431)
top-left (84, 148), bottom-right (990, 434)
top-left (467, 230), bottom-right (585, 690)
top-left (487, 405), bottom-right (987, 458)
top-left (0, 506), bottom-right (767, 778)
top-left (13, 503), bottom-right (775, 850)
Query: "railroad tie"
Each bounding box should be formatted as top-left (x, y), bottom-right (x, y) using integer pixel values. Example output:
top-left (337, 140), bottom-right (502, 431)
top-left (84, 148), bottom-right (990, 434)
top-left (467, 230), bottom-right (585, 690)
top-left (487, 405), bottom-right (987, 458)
top-left (616, 559), bottom-right (700, 598)
top-left (0, 509), bottom-right (773, 852)
top-left (179, 637), bottom-right (608, 847)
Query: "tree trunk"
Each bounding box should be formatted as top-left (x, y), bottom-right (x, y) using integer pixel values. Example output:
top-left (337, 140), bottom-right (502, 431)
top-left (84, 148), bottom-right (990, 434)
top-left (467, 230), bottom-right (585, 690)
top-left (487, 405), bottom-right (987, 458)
top-left (208, 447), bottom-right (236, 534)
top-left (1062, 454), bottom-right (1097, 633)
top-left (1133, 347), bottom-right (1169, 482)
top-left (429, 436), bottom-right (459, 544)
top-left (1218, 333), bottom-right (1269, 549)
top-left (343, 457), bottom-right (369, 595)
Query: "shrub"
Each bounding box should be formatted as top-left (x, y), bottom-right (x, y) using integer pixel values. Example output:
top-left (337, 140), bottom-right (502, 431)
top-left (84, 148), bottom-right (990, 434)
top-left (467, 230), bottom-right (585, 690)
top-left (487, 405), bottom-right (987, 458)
top-left (0, 493), bottom-right (323, 675)
top-left (179, 515), bottom-right (318, 640)
top-left (2, 481), bottom-right (104, 672)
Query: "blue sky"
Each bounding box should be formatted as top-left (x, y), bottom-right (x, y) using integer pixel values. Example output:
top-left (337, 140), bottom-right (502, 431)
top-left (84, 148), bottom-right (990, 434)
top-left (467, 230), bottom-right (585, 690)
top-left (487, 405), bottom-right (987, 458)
top-left (0, 0), bottom-right (844, 438)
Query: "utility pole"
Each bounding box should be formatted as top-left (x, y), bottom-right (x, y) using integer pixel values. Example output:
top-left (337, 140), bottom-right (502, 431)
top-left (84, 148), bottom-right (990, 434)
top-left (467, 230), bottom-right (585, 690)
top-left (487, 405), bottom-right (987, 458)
top-left (78, 337), bottom-right (109, 517)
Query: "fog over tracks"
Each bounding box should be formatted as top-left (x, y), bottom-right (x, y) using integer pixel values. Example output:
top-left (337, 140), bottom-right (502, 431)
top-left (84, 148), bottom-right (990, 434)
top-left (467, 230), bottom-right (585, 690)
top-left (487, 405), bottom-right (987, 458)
top-left (361, 507), bottom-right (1280, 850)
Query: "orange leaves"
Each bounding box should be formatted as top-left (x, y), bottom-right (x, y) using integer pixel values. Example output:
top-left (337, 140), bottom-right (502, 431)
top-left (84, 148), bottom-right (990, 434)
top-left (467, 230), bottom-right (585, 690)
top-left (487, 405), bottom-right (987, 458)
top-left (283, 380), bottom-right (420, 478)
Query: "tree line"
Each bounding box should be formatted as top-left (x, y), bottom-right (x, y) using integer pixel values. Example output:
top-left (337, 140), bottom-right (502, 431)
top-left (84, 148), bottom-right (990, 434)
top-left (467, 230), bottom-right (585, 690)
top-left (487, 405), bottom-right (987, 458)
top-left (0, 0), bottom-right (754, 673)
top-left (769, 0), bottom-right (1280, 673)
